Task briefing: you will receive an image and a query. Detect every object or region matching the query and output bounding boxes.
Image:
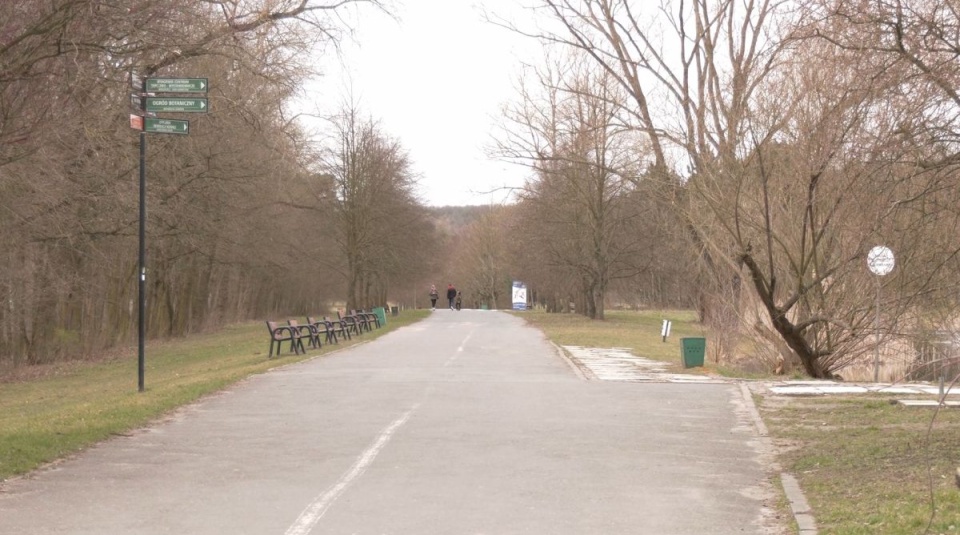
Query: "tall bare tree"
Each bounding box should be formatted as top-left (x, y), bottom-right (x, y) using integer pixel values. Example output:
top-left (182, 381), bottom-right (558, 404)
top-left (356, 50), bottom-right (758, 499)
top-left (500, 0), bottom-right (793, 324)
top-left (498, 56), bottom-right (650, 319)
top-left (320, 102), bottom-right (431, 311)
top-left (447, 207), bottom-right (516, 310)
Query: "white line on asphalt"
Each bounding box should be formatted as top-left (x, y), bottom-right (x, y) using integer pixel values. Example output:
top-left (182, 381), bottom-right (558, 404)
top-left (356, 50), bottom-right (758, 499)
top-left (284, 404), bottom-right (420, 535)
top-left (443, 330), bottom-right (474, 367)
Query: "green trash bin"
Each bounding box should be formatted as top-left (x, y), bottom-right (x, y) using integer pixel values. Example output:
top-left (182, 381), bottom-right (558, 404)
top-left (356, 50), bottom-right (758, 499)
top-left (680, 337), bottom-right (706, 368)
top-left (373, 307), bottom-right (387, 327)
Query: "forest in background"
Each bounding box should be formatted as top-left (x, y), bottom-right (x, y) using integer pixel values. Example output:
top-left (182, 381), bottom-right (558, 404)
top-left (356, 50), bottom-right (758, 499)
top-left (0, 0), bottom-right (428, 367)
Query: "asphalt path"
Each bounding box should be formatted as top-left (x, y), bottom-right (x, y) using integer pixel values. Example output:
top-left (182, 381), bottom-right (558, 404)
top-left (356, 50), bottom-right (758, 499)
top-left (0, 310), bottom-right (784, 534)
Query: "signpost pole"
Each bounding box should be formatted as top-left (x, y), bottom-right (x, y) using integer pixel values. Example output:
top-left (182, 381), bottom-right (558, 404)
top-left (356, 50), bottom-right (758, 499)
top-left (873, 274), bottom-right (881, 383)
top-left (867, 245), bottom-right (895, 383)
top-left (138, 129), bottom-right (146, 392)
top-left (131, 75), bottom-right (207, 392)
top-left (137, 132), bottom-right (147, 392)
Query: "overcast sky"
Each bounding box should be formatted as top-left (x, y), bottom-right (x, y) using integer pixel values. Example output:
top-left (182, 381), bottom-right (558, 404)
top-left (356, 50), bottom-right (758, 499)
top-left (299, 1), bottom-right (541, 207)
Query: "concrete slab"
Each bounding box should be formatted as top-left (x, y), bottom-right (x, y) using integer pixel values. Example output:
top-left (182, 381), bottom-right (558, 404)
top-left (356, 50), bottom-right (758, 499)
top-left (770, 385), bottom-right (865, 395)
top-left (916, 386), bottom-right (960, 395)
top-left (562, 345), bottom-right (726, 384)
top-left (872, 387), bottom-right (930, 394)
top-left (769, 381), bottom-right (960, 397)
top-left (896, 400), bottom-right (960, 408)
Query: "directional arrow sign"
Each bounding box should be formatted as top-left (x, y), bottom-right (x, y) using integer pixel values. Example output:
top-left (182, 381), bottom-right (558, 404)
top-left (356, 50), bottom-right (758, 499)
top-left (145, 97), bottom-right (208, 113)
top-left (146, 78), bottom-right (208, 93)
top-left (144, 118), bottom-right (189, 135)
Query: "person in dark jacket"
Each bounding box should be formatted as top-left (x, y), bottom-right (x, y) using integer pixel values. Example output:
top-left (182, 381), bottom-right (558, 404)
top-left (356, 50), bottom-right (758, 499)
top-left (446, 283), bottom-right (457, 310)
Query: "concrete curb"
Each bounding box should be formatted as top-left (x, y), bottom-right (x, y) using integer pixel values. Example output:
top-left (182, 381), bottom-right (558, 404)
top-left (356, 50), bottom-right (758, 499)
top-left (781, 473), bottom-right (818, 534)
top-left (550, 341), bottom-right (595, 381)
top-left (738, 382), bottom-right (818, 534)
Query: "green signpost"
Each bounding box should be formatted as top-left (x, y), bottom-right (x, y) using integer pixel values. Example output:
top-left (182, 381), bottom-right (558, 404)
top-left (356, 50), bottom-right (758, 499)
top-left (145, 97), bottom-right (208, 113)
top-left (130, 73), bottom-right (209, 392)
top-left (146, 77), bottom-right (208, 93)
top-left (144, 118), bottom-right (189, 135)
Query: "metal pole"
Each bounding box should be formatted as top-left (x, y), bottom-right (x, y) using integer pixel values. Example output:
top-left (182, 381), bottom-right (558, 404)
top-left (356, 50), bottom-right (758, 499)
top-left (138, 131), bottom-right (146, 392)
top-left (873, 274), bottom-right (881, 383)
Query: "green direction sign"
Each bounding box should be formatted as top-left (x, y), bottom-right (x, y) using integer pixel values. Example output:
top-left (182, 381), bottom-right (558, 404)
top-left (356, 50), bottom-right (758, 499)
top-left (144, 118), bottom-right (189, 135)
top-left (146, 78), bottom-right (208, 93)
top-left (145, 97), bottom-right (208, 113)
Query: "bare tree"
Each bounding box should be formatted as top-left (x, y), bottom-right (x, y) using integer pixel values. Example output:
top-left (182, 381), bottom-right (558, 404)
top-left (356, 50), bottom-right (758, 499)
top-left (319, 102), bottom-right (431, 311)
top-left (448, 207), bottom-right (515, 310)
top-left (682, 0), bottom-right (960, 377)
top-left (498, 55), bottom-right (650, 319)
top-left (497, 0), bottom-right (794, 326)
top-left (786, 0), bottom-right (960, 378)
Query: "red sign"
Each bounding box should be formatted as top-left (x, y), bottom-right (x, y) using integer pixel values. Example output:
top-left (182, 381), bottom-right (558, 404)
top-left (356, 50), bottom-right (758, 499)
top-left (130, 114), bottom-right (143, 131)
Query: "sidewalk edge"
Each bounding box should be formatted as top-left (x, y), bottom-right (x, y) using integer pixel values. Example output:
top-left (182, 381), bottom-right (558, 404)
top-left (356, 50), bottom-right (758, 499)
top-left (739, 382), bottom-right (818, 535)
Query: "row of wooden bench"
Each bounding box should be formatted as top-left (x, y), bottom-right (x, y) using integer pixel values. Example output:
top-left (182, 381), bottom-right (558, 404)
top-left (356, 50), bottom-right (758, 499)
top-left (265, 310), bottom-right (382, 358)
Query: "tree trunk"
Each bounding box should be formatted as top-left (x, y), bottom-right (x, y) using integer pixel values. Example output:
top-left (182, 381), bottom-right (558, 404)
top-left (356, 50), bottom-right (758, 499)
top-left (740, 252), bottom-right (833, 379)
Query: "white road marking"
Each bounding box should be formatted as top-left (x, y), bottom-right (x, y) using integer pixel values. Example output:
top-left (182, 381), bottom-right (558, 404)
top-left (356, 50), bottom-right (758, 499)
top-left (284, 404), bottom-right (420, 535)
top-left (443, 331), bottom-right (474, 367)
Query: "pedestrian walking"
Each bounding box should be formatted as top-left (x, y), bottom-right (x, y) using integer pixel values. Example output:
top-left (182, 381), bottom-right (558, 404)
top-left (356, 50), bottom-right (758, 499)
top-left (455, 291), bottom-right (462, 311)
top-left (446, 283), bottom-right (457, 309)
top-left (429, 284), bottom-right (439, 310)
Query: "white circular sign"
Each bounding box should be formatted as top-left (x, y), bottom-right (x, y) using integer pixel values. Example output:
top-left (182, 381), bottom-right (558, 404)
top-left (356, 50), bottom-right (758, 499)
top-left (867, 246), bottom-right (895, 276)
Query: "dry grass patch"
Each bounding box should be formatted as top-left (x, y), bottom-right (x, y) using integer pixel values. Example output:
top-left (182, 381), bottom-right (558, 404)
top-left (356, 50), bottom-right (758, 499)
top-left (758, 393), bottom-right (960, 534)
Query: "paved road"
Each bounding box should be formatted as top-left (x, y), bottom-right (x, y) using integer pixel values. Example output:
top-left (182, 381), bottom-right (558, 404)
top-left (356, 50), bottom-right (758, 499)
top-left (0, 310), bottom-right (784, 534)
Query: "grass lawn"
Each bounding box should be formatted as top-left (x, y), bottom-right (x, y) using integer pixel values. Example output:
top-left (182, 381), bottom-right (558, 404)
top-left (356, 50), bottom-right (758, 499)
top-left (0, 310), bottom-right (428, 481)
top-left (516, 308), bottom-right (717, 373)
top-left (758, 394), bottom-right (960, 534)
